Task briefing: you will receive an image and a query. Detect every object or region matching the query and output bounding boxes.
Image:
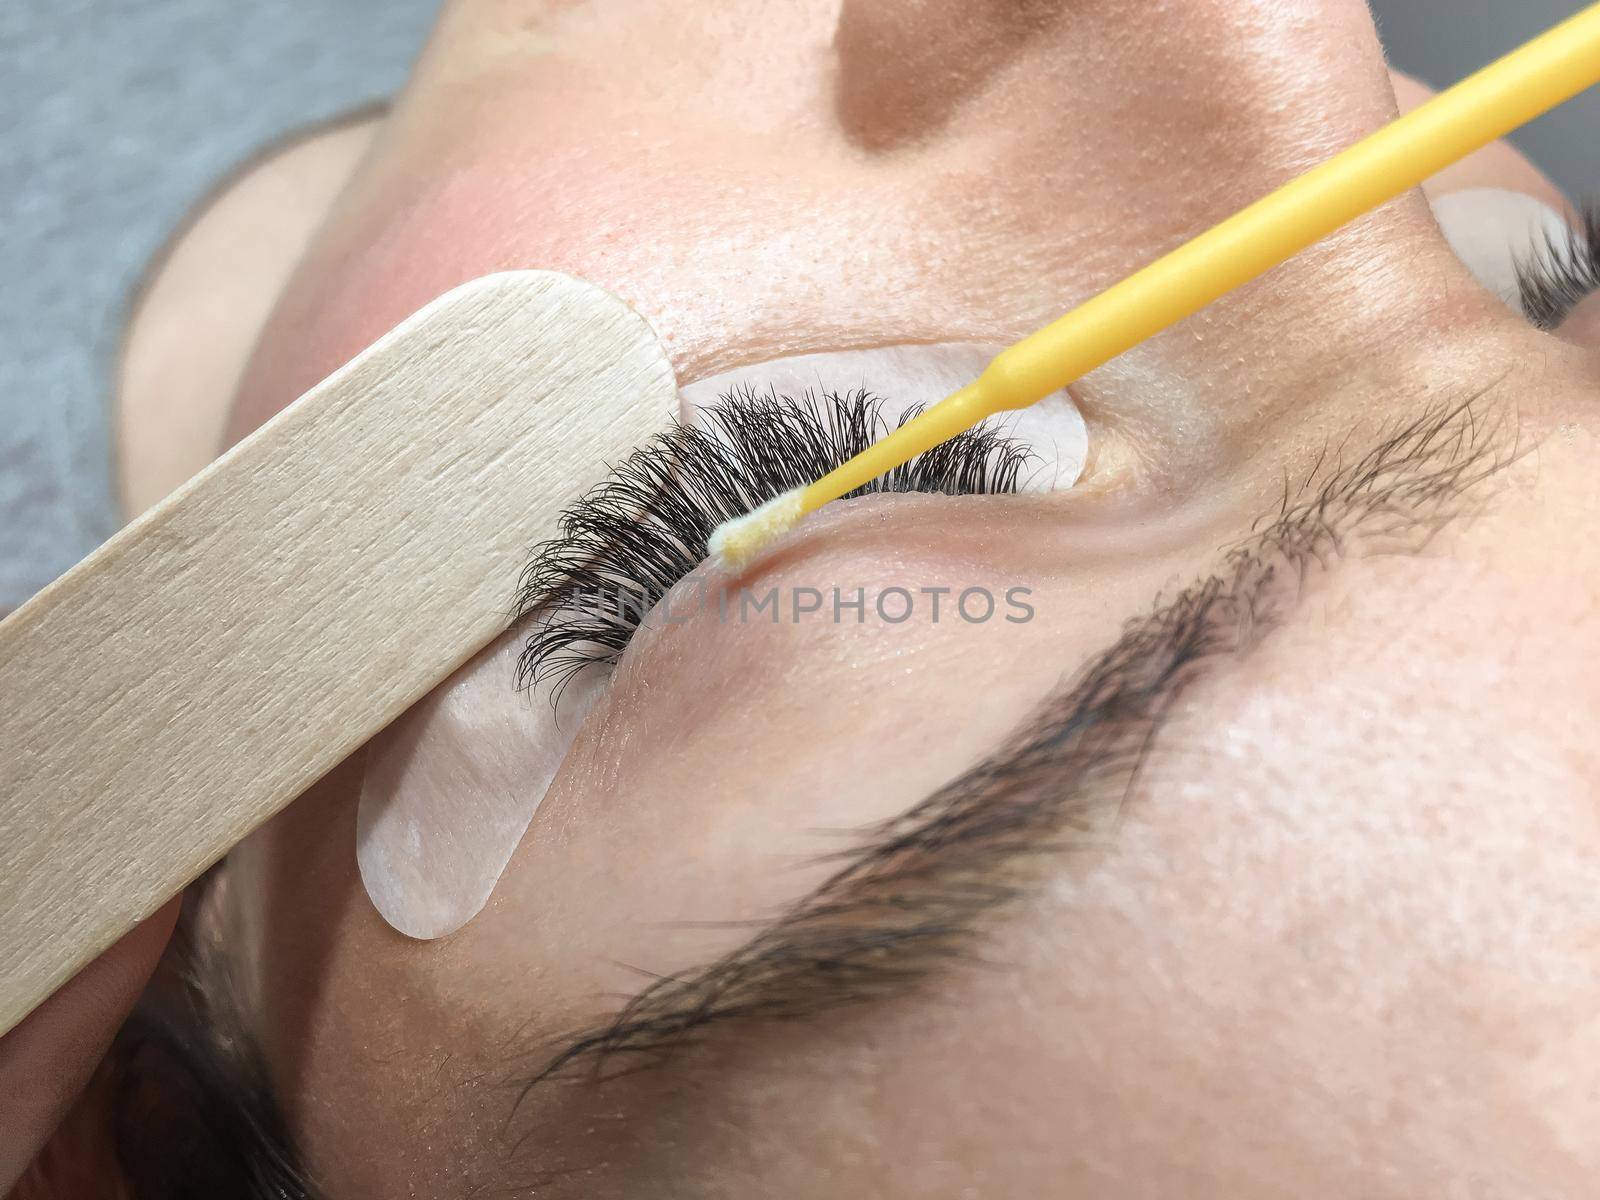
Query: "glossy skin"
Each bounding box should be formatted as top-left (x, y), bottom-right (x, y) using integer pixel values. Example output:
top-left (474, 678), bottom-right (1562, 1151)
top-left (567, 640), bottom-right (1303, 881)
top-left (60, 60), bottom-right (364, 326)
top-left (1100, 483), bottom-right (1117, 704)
top-left (13, 2), bottom-right (1600, 1196)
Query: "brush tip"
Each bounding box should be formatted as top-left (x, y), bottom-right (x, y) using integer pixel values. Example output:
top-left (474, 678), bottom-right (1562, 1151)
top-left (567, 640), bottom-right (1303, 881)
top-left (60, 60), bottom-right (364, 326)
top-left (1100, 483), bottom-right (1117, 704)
top-left (709, 488), bottom-right (805, 571)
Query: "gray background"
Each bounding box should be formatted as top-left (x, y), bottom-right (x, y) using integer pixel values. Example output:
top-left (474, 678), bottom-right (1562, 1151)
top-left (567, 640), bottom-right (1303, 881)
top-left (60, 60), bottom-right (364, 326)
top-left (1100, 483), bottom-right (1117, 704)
top-left (0, 0), bottom-right (1595, 612)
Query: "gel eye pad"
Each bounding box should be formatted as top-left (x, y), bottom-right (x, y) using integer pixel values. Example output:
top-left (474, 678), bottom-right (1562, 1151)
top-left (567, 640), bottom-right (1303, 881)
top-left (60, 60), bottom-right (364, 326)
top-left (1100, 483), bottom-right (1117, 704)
top-left (0, 271), bottom-right (677, 1036)
top-left (356, 631), bottom-right (605, 941)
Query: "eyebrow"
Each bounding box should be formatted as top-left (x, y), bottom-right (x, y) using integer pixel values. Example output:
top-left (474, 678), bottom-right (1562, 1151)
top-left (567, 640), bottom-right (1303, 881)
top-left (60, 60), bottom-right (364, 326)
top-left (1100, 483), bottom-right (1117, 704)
top-left (516, 391), bottom-right (1520, 1102)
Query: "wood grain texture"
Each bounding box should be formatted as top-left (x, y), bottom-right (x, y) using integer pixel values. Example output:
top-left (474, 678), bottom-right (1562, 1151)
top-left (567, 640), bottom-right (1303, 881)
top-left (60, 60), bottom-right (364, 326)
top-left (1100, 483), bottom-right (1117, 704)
top-left (0, 271), bottom-right (677, 1034)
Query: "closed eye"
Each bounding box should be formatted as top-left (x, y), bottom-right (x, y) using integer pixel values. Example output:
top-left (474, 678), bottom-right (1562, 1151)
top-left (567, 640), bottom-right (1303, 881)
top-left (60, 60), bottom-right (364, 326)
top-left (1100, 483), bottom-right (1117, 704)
top-left (511, 385), bottom-right (1034, 698)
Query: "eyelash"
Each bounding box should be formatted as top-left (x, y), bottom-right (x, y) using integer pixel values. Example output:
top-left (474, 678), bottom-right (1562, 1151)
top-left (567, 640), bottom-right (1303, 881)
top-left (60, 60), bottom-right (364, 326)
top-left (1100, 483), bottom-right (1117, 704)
top-left (1516, 199), bottom-right (1600, 330)
top-left (512, 386), bottom-right (1034, 697)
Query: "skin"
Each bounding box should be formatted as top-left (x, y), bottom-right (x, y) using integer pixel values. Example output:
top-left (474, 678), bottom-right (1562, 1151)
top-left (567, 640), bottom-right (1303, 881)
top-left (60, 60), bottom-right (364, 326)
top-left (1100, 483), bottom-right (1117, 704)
top-left (12, 1), bottom-right (1600, 1195)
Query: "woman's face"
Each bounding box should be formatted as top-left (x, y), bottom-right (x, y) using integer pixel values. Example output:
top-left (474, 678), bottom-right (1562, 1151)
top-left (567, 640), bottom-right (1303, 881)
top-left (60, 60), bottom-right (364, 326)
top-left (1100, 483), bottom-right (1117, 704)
top-left (205, 1), bottom-right (1600, 1195)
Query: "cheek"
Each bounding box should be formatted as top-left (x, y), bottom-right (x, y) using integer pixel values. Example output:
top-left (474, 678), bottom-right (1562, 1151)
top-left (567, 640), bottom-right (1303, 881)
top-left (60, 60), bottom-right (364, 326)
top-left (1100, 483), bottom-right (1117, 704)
top-left (225, 125), bottom-right (928, 444)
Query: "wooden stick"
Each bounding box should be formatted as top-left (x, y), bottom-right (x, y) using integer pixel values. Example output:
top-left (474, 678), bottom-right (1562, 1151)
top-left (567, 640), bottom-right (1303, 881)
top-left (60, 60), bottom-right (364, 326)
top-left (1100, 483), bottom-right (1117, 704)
top-left (0, 271), bottom-right (677, 1034)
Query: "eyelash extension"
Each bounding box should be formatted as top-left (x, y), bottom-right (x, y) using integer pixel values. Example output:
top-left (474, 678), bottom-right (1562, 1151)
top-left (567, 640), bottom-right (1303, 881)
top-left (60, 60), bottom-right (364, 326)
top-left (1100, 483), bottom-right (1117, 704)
top-left (1516, 198), bottom-right (1600, 330)
top-left (512, 386), bottom-right (1034, 696)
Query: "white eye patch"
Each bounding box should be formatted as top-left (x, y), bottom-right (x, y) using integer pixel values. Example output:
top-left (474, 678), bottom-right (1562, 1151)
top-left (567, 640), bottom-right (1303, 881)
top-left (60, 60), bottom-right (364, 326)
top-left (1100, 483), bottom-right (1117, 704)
top-left (357, 343), bottom-right (1087, 940)
top-left (1430, 187), bottom-right (1569, 317)
top-left (357, 634), bottom-right (601, 940)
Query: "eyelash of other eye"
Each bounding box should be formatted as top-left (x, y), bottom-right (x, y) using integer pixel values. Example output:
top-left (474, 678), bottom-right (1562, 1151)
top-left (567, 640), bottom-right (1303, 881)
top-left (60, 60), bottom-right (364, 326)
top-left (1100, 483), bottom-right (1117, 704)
top-left (1516, 199), bottom-right (1600, 330)
top-left (511, 386), bottom-right (1034, 698)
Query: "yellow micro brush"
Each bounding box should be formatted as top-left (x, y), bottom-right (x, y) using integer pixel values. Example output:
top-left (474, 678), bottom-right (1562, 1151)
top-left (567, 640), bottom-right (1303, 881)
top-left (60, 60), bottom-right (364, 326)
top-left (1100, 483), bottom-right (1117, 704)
top-left (710, 2), bottom-right (1600, 570)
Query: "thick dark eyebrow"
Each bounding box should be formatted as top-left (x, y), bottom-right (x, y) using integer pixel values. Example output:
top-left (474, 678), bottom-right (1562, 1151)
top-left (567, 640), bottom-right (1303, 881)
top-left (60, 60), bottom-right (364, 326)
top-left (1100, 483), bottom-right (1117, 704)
top-left (514, 392), bottom-right (1519, 1107)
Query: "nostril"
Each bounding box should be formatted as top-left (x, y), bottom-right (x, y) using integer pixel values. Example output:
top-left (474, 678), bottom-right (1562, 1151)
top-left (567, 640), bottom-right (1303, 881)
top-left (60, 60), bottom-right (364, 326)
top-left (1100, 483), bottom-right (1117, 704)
top-left (833, 0), bottom-right (1064, 152)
